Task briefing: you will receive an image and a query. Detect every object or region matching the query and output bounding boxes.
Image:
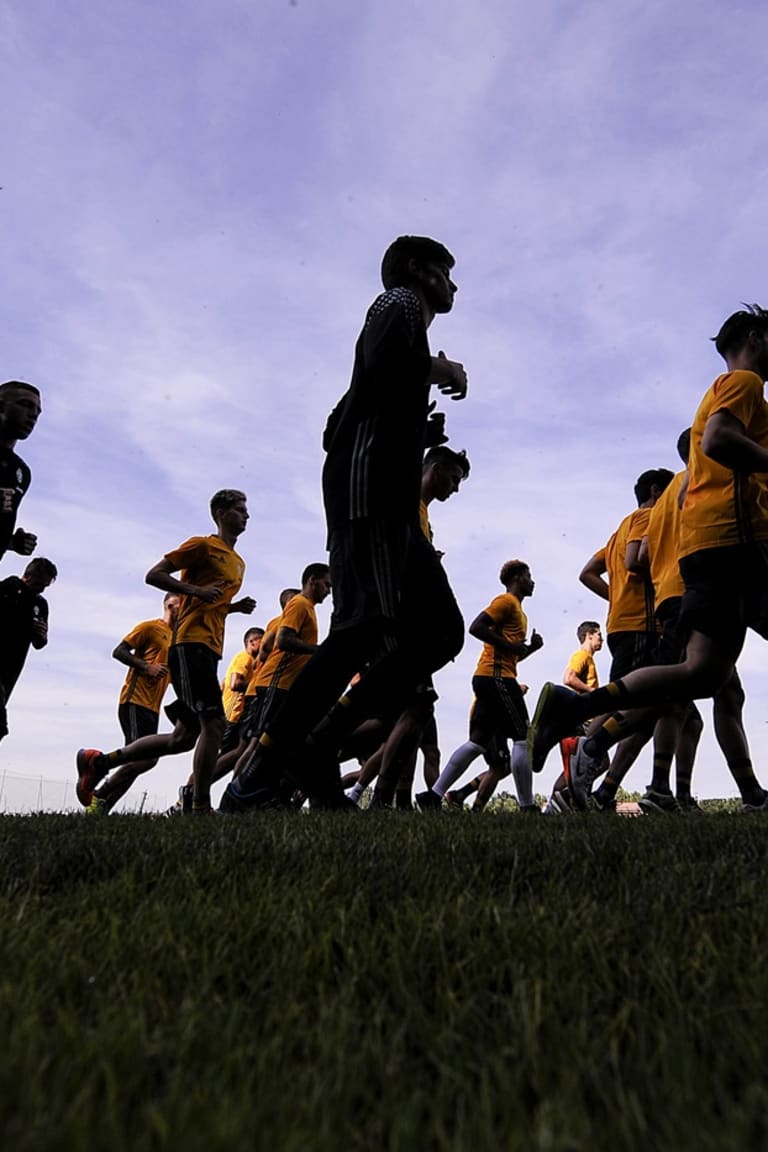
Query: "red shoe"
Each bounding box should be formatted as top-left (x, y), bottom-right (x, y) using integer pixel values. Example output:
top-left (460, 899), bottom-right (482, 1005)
top-left (559, 736), bottom-right (579, 786)
top-left (76, 748), bottom-right (107, 808)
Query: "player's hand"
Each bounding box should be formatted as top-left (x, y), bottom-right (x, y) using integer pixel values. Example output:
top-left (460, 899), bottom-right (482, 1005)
top-left (231, 596), bottom-right (256, 615)
top-left (144, 662), bottom-right (168, 680)
top-left (529, 629), bottom-right (544, 652)
top-left (425, 403), bottom-right (448, 447)
top-left (519, 683), bottom-right (529, 696)
top-left (435, 351), bottom-right (467, 400)
top-left (194, 584), bottom-right (223, 603)
top-left (11, 528), bottom-right (37, 555)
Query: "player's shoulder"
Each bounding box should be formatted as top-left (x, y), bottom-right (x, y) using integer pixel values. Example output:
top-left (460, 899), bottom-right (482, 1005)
top-left (365, 287), bottom-right (422, 328)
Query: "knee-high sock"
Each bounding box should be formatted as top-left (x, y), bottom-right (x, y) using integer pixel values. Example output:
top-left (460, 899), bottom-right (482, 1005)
top-left (512, 740), bottom-right (534, 806)
top-left (433, 741), bottom-right (484, 797)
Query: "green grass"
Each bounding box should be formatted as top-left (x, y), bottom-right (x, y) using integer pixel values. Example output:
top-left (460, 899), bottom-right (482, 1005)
top-left (1, 812), bottom-right (767, 1151)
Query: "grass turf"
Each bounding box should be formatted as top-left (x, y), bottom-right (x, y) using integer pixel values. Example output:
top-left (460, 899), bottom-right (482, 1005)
top-left (0, 811), bottom-right (766, 1151)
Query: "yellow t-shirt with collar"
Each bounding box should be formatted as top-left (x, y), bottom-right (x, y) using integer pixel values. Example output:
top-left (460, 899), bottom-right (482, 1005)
top-left (166, 534), bottom-right (245, 657)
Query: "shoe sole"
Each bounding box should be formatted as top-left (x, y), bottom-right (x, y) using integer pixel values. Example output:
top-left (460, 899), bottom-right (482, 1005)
top-left (638, 795), bottom-right (680, 815)
top-left (527, 683), bottom-right (561, 774)
top-left (75, 748), bottom-right (99, 808)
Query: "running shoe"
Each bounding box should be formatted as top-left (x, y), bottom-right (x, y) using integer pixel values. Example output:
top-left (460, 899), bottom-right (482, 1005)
top-left (568, 737), bottom-right (602, 810)
top-left (415, 789), bottom-right (442, 811)
top-left (85, 795), bottom-right (109, 817)
top-left (76, 748), bottom-right (108, 808)
top-left (740, 796), bottom-right (768, 814)
top-left (638, 788), bottom-right (682, 815)
top-left (548, 787), bottom-right (575, 815)
top-left (519, 803), bottom-right (542, 815)
top-left (677, 796), bottom-right (704, 814)
top-left (527, 683), bottom-right (581, 774)
top-left (591, 788), bottom-right (617, 814)
top-left (445, 790), bottom-right (465, 809)
top-left (179, 784), bottom-right (193, 815)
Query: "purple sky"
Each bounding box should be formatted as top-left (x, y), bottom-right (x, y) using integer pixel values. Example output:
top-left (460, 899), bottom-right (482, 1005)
top-left (3, 0), bottom-right (768, 808)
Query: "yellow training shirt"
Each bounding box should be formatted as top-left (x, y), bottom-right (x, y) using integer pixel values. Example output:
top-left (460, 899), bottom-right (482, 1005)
top-left (565, 648), bottom-right (598, 690)
top-left (473, 593), bottom-right (528, 679)
top-left (166, 535), bottom-right (246, 657)
top-left (221, 650), bottom-right (254, 723)
top-left (680, 370), bottom-right (768, 558)
top-left (256, 594), bottom-right (318, 691)
top-left (645, 470), bottom-right (686, 607)
top-left (118, 618), bottom-right (172, 713)
top-left (605, 508), bottom-right (657, 634)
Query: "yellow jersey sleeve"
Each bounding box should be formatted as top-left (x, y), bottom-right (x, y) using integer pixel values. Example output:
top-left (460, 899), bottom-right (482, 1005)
top-left (118, 618), bottom-right (172, 713)
top-left (256, 594), bottom-right (318, 691)
top-left (166, 535), bottom-right (246, 657)
top-left (473, 593), bottom-right (527, 679)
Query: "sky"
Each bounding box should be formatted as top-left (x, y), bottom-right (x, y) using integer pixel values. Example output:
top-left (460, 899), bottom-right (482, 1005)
top-left (3, 0), bottom-right (768, 810)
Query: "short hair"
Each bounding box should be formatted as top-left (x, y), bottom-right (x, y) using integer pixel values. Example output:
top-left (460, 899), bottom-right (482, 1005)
top-left (210, 489), bottom-right (246, 519)
top-left (301, 563), bottom-right (330, 587)
top-left (279, 587), bottom-right (300, 608)
top-left (577, 621), bottom-right (601, 643)
top-left (712, 304), bottom-right (768, 359)
top-left (676, 428), bottom-right (691, 465)
top-left (423, 445), bottom-right (471, 478)
top-left (499, 559), bottom-right (529, 586)
top-left (380, 236), bottom-right (455, 290)
top-left (0, 380), bottom-right (40, 398)
top-left (23, 557), bottom-right (57, 581)
top-left (634, 469), bottom-right (674, 505)
top-left (243, 627), bottom-right (264, 645)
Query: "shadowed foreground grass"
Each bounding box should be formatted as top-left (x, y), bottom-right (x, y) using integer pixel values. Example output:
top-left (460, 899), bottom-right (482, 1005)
top-left (0, 812), bottom-right (766, 1151)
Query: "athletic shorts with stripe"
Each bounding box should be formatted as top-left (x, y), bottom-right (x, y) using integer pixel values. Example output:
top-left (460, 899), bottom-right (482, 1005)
top-left (165, 642), bottom-right (224, 730)
top-left (679, 543), bottom-right (768, 662)
top-left (118, 702), bottom-right (159, 744)
top-left (607, 631), bottom-right (659, 681)
top-left (470, 674), bottom-right (529, 744)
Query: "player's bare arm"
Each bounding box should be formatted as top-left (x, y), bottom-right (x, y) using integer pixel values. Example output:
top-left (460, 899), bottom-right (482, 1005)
top-left (469, 612), bottom-right (541, 658)
top-left (580, 554), bottom-right (610, 601)
top-left (112, 640), bottom-right (167, 680)
top-left (228, 597), bottom-right (256, 615)
top-left (702, 410), bottom-right (768, 473)
top-left (145, 558), bottom-right (222, 603)
top-left (276, 626), bottom-right (318, 656)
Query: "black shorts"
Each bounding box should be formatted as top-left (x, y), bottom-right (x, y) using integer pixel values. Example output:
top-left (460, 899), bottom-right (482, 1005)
top-left (118, 702), bottom-right (159, 744)
top-left (655, 597), bottom-right (687, 666)
top-left (328, 519), bottom-right (410, 632)
top-left (679, 543), bottom-right (768, 662)
top-left (607, 631), bottom-right (659, 680)
top-left (470, 675), bottom-right (529, 744)
top-left (165, 643), bottom-right (224, 730)
top-left (241, 687), bottom-right (271, 741)
top-left (219, 720), bottom-right (243, 754)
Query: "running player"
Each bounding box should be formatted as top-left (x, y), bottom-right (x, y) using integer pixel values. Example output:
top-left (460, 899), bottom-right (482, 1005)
top-left (222, 236), bottom-right (467, 811)
top-left (545, 621), bottom-right (603, 814)
top-left (528, 305), bottom-right (768, 814)
top-left (0, 557), bottom-right (56, 741)
top-left (79, 593), bottom-right (181, 814)
top-left (76, 489), bottom-right (255, 814)
top-left (0, 381), bottom-right (42, 562)
top-left (416, 560), bottom-right (542, 810)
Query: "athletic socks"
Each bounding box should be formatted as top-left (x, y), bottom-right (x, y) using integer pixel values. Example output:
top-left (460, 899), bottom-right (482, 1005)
top-left (433, 741), bottom-right (484, 798)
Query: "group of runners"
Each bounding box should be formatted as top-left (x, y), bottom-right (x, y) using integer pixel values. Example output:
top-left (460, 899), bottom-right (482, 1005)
top-left (4, 235), bottom-right (768, 817)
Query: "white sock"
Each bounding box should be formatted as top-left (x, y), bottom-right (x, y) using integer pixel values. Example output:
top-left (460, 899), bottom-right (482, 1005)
top-left (346, 781), bottom-right (365, 803)
top-left (433, 741), bottom-right (484, 797)
top-left (512, 741), bottom-right (534, 807)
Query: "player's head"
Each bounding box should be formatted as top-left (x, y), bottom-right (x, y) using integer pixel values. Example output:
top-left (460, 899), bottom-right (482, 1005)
top-left (676, 428), bottom-right (691, 465)
top-left (162, 591), bottom-right (181, 622)
top-left (381, 236), bottom-right (456, 314)
top-left (0, 381), bottom-right (42, 441)
top-left (712, 304), bottom-right (768, 371)
top-left (301, 562), bottom-right (332, 604)
top-left (22, 556), bottom-right (57, 593)
top-left (210, 489), bottom-right (248, 534)
top-left (577, 620), bottom-right (603, 650)
top-left (499, 559), bottom-right (533, 597)
top-left (279, 587), bottom-right (300, 609)
top-left (422, 446), bottom-right (470, 501)
top-left (634, 469), bottom-right (674, 506)
top-left (243, 626), bottom-right (264, 655)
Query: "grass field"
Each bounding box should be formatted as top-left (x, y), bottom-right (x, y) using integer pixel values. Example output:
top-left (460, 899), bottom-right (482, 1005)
top-left (1, 810), bottom-right (767, 1151)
